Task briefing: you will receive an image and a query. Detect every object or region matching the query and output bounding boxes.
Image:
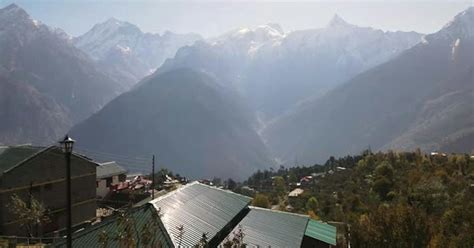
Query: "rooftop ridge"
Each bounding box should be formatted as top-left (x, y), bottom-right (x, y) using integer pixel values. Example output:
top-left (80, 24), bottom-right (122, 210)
top-left (151, 181), bottom-right (252, 204)
top-left (249, 206), bottom-right (310, 218)
top-left (2, 146), bottom-right (53, 174)
top-left (98, 161), bottom-right (117, 165)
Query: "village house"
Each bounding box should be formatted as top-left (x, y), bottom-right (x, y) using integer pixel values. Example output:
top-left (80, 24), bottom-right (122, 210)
top-left (289, 188), bottom-right (305, 197)
top-left (300, 175), bottom-right (314, 187)
top-left (0, 145), bottom-right (97, 236)
top-left (96, 161), bottom-right (127, 198)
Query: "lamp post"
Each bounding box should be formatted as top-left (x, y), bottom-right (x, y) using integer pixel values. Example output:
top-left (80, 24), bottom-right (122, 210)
top-left (59, 135), bottom-right (75, 248)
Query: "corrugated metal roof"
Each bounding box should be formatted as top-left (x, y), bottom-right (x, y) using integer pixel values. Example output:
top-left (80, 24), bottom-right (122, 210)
top-left (54, 204), bottom-right (173, 247)
top-left (97, 161), bottom-right (127, 179)
top-left (150, 182), bottom-right (251, 247)
top-left (305, 219), bottom-right (337, 246)
top-left (221, 206), bottom-right (309, 248)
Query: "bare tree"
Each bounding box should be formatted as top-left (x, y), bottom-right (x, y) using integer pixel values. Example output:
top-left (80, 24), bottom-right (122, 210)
top-left (8, 194), bottom-right (50, 237)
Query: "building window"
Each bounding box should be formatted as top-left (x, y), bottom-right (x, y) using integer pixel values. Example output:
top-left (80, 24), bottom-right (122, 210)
top-left (106, 178), bottom-right (113, 187)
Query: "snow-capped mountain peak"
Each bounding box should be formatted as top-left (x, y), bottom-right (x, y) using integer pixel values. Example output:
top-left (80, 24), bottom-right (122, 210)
top-left (207, 23), bottom-right (285, 57)
top-left (74, 17), bottom-right (201, 86)
top-left (255, 23), bottom-right (285, 37)
top-left (215, 23), bottom-right (285, 44)
top-left (0, 4), bottom-right (74, 43)
top-left (0, 4), bottom-right (38, 29)
top-left (91, 18), bottom-right (142, 37)
top-left (327, 14), bottom-right (354, 28)
top-left (0, 3), bottom-right (28, 17)
top-left (265, 23), bottom-right (285, 34)
top-left (429, 6), bottom-right (473, 41)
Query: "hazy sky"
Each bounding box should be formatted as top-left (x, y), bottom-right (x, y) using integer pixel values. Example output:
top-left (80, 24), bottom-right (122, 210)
top-left (1, 0), bottom-right (472, 38)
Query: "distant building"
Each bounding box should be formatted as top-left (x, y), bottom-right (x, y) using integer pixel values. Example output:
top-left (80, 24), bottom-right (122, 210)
top-left (0, 145), bottom-right (97, 236)
top-left (289, 188), bottom-right (304, 197)
top-left (300, 176), bottom-right (314, 187)
top-left (163, 174), bottom-right (180, 189)
top-left (430, 151), bottom-right (447, 157)
top-left (311, 172), bottom-right (326, 178)
top-left (96, 161), bottom-right (127, 198)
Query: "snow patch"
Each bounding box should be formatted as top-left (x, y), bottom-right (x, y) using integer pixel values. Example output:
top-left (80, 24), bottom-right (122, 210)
top-left (238, 28), bottom-right (250, 34)
top-left (421, 36), bottom-right (429, 44)
top-left (452, 38), bottom-right (461, 60)
top-left (116, 44), bottom-right (131, 55)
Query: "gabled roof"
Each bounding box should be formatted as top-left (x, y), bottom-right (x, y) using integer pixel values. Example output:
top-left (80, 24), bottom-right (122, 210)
top-left (97, 161), bottom-right (127, 179)
top-left (305, 219), bottom-right (337, 246)
top-left (0, 145), bottom-right (98, 176)
top-left (54, 204), bottom-right (173, 247)
top-left (150, 181), bottom-right (251, 247)
top-left (222, 206), bottom-right (309, 247)
top-left (0, 145), bottom-right (45, 173)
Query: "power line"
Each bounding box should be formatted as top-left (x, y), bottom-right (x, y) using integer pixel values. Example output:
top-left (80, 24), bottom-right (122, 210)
top-left (73, 149), bottom-right (152, 165)
top-left (74, 147), bottom-right (150, 162)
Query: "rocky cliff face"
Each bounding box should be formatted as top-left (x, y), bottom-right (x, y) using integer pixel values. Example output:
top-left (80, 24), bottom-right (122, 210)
top-left (0, 4), bottom-right (123, 144)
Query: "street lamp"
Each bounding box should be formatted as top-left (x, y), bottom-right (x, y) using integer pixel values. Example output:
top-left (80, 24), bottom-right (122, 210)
top-left (59, 135), bottom-right (75, 248)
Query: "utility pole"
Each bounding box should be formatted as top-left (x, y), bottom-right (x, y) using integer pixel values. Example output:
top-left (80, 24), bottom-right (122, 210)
top-left (152, 155), bottom-right (155, 199)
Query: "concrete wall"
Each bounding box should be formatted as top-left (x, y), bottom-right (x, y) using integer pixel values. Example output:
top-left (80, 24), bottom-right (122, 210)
top-left (0, 147), bottom-right (97, 236)
top-left (96, 179), bottom-right (108, 198)
top-left (96, 174), bottom-right (125, 198)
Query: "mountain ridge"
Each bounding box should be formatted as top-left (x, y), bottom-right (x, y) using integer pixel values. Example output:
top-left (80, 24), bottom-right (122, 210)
top-left (263, 7), bottom-right (474, 164)
top-left (74, 18), bottom-right (202, 87)
top-left (70, 68), bottom-right (274, 179)
top-left (158, 17), bottom-right (424, 120)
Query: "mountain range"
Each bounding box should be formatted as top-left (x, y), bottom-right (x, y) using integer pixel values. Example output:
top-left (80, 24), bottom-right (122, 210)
top-left (74, 18), bottom-right (201, 88)
top-left (159, 15), bottom-right (423, 120)
top-left (1, 3), bottom-right (472, 179)
top-left (263, 7), bottom-right (474, 164)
